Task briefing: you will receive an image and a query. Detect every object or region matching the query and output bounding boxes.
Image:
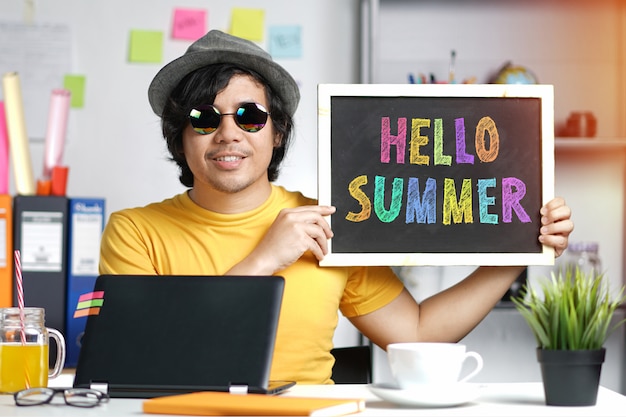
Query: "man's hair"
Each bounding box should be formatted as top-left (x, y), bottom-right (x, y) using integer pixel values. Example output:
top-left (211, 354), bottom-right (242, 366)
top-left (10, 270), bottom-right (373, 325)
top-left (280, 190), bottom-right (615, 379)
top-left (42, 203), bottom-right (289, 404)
top-left (161, 63), bottom-right (294, 188)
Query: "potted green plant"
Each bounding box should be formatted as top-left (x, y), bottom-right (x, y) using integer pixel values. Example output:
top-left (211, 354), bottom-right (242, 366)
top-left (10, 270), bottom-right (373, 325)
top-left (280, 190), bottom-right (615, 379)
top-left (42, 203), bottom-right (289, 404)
top-left (512, 267), bottom-right (626, 406)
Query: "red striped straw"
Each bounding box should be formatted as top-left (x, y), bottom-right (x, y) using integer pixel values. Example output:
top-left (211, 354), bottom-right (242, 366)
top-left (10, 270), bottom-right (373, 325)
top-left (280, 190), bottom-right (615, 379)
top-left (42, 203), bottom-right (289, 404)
top-left (14, 249), bottom-right (30, 389)
top-left (14, 249), bottom-right (26, 344)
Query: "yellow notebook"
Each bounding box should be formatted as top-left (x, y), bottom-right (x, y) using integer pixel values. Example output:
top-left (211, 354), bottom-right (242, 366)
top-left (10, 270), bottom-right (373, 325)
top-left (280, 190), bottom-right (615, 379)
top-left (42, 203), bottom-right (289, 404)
top-left (142, 391), bottom-right (365, 416)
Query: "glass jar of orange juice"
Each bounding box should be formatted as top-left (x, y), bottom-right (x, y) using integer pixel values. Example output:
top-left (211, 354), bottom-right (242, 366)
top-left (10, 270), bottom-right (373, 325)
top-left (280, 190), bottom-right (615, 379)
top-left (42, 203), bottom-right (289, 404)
top-left (0, 307), bottom-right (66, 393)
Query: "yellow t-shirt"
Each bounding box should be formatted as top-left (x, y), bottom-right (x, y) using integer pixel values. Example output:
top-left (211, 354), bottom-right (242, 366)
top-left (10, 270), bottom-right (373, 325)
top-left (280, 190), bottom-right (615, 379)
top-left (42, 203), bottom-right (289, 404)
top-left (99, 185), bottom-right (404, 384)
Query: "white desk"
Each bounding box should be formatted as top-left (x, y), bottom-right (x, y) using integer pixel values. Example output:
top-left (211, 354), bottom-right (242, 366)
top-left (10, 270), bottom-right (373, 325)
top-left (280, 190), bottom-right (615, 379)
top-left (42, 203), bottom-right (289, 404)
top-left (0, 375), bottom-right (625, 416)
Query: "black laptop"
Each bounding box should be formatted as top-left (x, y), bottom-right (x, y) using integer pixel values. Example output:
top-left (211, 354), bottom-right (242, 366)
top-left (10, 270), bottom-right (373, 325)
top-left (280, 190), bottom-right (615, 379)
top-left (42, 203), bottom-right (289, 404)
top-left (73, 274), bottom-right (295, 398)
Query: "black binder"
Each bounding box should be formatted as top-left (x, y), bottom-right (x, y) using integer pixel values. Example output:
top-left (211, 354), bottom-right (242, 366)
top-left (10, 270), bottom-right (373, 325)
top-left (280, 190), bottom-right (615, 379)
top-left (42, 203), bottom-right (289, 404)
top-left (13, 195), bottom-right (68, 367)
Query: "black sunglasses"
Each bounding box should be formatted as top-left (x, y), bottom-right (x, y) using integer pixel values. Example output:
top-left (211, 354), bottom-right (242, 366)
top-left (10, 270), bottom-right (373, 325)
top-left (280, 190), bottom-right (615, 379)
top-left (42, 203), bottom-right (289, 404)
top-left (188, 102), bottom-right (270, 135)
top-left (14, 387), bottom-right (109, 408)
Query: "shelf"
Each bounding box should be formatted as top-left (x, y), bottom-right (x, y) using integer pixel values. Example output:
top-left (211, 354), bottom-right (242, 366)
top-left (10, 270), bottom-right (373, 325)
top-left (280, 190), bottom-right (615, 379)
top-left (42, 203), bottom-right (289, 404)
top-left (555, 138), bottom-right (626, 151)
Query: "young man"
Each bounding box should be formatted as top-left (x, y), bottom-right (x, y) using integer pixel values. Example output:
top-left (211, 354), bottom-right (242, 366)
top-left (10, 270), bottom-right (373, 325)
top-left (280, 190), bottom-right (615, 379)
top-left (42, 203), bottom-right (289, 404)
top-left (100, 30), bottom-right (573, 384)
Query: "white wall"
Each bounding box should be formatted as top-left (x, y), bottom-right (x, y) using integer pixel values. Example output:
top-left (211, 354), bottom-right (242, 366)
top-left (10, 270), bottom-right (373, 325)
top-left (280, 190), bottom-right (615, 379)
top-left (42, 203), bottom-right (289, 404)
top-left (1, 0), bottom-right (361, 214)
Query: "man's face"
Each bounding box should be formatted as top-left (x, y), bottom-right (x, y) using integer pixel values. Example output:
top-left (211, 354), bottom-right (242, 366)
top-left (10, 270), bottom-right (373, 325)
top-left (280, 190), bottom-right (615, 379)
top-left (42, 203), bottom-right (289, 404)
top-left (182, 74), bottom-right (279, 196)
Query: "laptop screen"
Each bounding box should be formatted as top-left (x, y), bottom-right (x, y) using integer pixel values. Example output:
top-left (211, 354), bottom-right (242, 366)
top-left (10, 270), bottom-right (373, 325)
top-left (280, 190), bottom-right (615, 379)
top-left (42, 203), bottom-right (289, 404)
top-left (73, 275), bottom-right (289, 398)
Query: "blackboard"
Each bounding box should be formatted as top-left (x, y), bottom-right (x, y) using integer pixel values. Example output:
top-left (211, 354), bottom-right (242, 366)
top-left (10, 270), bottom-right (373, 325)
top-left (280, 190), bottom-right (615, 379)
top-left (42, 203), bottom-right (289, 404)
top-left (317, 84), bottom-right (555, 266)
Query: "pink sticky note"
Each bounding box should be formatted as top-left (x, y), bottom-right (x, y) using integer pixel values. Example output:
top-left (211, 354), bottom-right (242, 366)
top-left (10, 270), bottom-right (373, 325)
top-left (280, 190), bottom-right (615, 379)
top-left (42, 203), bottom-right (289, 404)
top-left (172, 8), bottom-right (207, 40)
top-left (78, 291), bottom-right (105, 302)
top-left (0, 102), bottom-right (8, 194)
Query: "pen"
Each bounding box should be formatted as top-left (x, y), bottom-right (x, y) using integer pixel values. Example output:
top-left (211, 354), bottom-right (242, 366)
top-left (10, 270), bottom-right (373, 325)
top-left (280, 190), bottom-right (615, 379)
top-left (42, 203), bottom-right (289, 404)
top-left (449, 49), bottom-right (456, 83)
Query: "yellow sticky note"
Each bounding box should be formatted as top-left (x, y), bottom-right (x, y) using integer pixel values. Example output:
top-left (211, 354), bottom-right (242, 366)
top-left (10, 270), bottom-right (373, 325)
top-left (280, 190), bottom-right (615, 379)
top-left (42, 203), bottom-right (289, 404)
top-left (63, 74), bottom-right (86, 108)
top-left (129, 30), bottom-right (163, 63)
top-left (230, 8), bottom-right (264, 41)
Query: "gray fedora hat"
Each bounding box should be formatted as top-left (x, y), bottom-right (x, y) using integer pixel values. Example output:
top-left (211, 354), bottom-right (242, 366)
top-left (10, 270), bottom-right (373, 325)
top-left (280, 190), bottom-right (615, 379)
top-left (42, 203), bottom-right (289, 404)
top-left (148, 30), bottom-right (300, 117)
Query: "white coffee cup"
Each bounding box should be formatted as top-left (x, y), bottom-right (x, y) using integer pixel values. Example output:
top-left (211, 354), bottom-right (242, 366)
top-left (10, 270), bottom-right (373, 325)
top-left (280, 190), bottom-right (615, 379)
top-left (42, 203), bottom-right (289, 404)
top-left (387, 342), bottom-right (483, 388)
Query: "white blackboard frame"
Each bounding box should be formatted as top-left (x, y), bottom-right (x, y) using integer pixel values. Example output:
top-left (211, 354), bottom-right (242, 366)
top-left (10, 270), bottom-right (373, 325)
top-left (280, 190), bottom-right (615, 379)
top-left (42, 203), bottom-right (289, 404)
top-left (318, 83), bottom-right (555, 266)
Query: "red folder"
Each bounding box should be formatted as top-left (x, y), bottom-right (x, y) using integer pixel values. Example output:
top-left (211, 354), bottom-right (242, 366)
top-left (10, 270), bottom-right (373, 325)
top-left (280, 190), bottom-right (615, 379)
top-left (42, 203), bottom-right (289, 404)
top-left (0, 195), bottom-right (11, 307)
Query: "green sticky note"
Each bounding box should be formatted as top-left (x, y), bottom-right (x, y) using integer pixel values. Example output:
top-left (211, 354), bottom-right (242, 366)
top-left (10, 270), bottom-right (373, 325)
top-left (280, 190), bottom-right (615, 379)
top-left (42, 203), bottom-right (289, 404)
top-left (129, 30), bottom-right (163, 63)
top-left (63, 74), bottom-right (86, 108)
top-left (230, 8), bottom-right (265, 41)
top-left (76, 299), bottom-right (105, 310)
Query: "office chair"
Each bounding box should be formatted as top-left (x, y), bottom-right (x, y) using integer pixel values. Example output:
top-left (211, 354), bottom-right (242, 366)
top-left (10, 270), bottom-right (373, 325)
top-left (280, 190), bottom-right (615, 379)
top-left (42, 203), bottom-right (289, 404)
top-left (330, 345), bottom-right (372, 384)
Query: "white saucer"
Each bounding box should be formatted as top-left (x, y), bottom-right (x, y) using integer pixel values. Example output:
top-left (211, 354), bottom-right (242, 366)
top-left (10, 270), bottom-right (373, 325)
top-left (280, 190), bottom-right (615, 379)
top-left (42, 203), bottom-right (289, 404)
top-left (368, 382), bottom-right (482, 408)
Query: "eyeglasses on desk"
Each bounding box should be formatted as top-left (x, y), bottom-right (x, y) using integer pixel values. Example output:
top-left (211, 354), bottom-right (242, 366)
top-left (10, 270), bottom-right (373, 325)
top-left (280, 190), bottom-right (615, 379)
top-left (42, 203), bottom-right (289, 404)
top-left (14, 387), bottom-right (109, 408)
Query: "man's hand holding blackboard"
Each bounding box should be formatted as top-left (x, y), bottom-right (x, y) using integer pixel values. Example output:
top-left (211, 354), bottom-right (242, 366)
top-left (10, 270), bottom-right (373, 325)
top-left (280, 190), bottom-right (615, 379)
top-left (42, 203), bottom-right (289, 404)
top-left (538, 197), bottom-right (573, 258)
top-left (229, 205), bottom-right (336, 275)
